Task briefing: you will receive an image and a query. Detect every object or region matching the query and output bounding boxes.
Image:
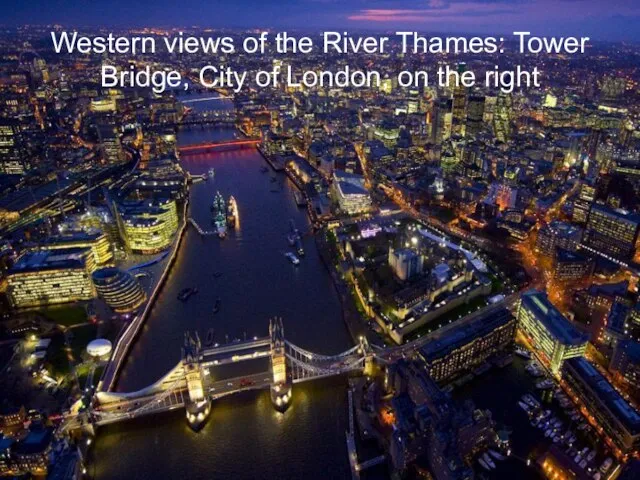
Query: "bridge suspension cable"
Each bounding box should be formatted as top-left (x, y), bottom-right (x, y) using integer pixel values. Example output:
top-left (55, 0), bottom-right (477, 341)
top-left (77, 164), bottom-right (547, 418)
top-left (93, 375), bottom-right (187, 422)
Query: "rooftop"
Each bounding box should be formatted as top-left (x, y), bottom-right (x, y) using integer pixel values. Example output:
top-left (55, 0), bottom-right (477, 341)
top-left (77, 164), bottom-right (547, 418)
top-left (564, 357), bottom-right (640, 435)
top-left (420, 308), bottom-right (513, 362)
top-left (521, 290), bottom-right (590, 345)
top-left (10, 247), bottom-right (90, 273)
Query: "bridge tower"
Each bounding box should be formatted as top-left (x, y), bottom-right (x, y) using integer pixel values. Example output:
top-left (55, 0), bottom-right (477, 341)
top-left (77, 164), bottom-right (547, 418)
top-left (269, 317), bottom-right (292, 412)
top-left (359, 336), bottom-right (376, 377)
top-left (182, 332), bottom-right (211, 431)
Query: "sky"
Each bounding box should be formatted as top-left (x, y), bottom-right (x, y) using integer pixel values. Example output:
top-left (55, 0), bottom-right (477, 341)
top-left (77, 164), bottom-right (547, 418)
top-left (6, 0), bottom-right (640, 42)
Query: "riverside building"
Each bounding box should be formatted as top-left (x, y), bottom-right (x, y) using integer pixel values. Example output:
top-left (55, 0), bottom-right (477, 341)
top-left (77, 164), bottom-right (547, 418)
top-left (563, 357), bottom-right (640, 457)
top-left (92, 267), bottom-right (146, 313)
top-left (517, 290), bottom-right (589, 374)
top-left (117, 198), bottom-right (179, 254)
top-left (6, 248), bottom-right (96, 308)
top-left (40, 230), bottom-right (113, 265)
top-left (418, 307), bottom-right (516, 382)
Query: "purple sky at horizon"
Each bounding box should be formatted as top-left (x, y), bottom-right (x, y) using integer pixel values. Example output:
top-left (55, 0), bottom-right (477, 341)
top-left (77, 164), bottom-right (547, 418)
top-left (5, 0), bottom-right (640, 42)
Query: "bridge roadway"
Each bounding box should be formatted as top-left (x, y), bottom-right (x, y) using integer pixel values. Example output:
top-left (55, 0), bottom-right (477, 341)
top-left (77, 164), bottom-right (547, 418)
top-left (201, 337), bottom-right (270, 358)
top-left (181, 95), bottom-right (233, 103)
top-left (178, 138), bottom-right (260, 155)
top-left (62, 293), bottom-right (522, 432)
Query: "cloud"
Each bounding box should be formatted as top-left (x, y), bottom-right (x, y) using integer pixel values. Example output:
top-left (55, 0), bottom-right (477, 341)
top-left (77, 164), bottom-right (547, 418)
top-left (346, 0), bottom-right (640, 33)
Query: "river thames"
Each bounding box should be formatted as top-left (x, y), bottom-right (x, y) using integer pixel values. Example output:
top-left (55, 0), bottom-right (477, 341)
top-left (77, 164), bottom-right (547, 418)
top-left (88, 119), bottom-right (373, 478)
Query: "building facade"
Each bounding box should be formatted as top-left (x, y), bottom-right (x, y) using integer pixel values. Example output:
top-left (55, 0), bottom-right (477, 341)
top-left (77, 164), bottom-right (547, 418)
top-left (419, 307), bottom-right (516, 382)
top-left (118, 198), bottom-right (179, 254)
top-left (563, 357), bottom-right (640, 457)
top-left (7, 248), bottom-right (96, 309)
top-left (517, 290), bottom-right (589, 374)
top-left (583, 204), bottom-right (640, 261)
top-left (92, 267), bottom-right (147, 313)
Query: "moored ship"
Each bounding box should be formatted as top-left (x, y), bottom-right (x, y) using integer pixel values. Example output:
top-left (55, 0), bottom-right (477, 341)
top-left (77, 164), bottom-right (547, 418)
top-left (293, 191), bottom-right (306, 207)
top-left (227, 195), bottom-right (237, 228)
top-left (212, 191), bottom-right (227, 238)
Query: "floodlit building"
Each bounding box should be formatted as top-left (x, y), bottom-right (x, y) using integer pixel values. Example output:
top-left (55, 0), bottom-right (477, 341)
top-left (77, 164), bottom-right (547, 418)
top-left (92, 267), bottom-right (146, 313)
top-left (97, 124), bottom-right (125, 164)
top-left (583, 204), bottom-right (640, 261)
top-left (517, 290), bottom-right (589, 374)
top-left (331, 171), bottom-right (372, 215)
top-left (388, 247), bottom-right (423, 281)
top-left (40, 230), bottom-right (113, 266)
top-left (563, 357), bottom-right (640, 456)
top-left (117, 198), bottom-right (179, 254)
top-left (419, 307), bottom-right (516, 382)
top-left (6, 248), bottom-right (96, 308)
top-left (536, 221), bottom-right (582, 257)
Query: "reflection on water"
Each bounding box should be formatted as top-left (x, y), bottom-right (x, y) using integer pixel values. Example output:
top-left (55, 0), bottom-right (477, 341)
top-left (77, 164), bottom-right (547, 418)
top-left (91, 125), bottom-right (358, 479)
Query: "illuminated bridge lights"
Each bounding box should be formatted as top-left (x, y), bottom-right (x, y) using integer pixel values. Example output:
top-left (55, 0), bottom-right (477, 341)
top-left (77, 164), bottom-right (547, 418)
top-left (178, 139), bottom-right (260, 154)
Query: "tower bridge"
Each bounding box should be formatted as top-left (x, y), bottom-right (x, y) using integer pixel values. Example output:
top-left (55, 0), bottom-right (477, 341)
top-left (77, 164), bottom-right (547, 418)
top-left (60, 318), bottom-right (377, 434)
top-left (59, 294), bottom-right (519, 435)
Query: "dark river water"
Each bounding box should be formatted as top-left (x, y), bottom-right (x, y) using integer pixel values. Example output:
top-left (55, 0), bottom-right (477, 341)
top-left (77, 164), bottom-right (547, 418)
top-left (89, 118), bottom-right (366, 478)
top-left (87, 105), bottom-right (554, 479)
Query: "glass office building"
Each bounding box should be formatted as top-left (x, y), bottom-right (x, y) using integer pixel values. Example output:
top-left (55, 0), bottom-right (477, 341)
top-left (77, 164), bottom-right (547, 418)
top-left (517, 290), bottom-right (589, 374)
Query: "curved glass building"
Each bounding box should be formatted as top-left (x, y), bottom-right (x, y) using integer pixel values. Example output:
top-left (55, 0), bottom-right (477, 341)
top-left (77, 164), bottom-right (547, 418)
top-left (92, 267), bottom-right (147, 313)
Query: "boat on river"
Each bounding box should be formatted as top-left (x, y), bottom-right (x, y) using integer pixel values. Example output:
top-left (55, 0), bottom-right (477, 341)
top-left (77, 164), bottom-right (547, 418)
top-left (285, 252), bottom-right (300, 265)
top-left (178, 287), bottom-right (198, 302)
top-left (294, 191), bottom-right (306, 207)
top-left (227, 196), bottom-right (237, 228)
top-left (212, 191), bottom-right (227, 238)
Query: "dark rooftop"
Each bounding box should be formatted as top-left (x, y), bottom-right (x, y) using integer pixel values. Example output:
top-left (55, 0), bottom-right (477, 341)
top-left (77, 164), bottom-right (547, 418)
top-left (564, 357), bottom-right (640, 435)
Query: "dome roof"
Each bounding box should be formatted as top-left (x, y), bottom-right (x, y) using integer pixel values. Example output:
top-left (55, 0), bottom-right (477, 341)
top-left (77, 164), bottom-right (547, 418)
top-left (86, 338), bottom-right (113, 357)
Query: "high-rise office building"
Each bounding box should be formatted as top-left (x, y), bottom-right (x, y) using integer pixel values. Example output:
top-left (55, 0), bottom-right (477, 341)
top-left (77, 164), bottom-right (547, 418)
top-left (492, 92), bottom-right (512, 143)
top-left (451, 64), bottom-right (467, 136)
top-left (40, 231), bottom-right (113, 266)
top-left (536, 221), bottom-right (582, 257)
top-left (517, 290), bottom-right (589, 374)
top-left (465, 94), bottom-right (485, 138)
top-left (0, 119), bottom-right (29, 175)
top-left (583, 204), bottom-right (640, 261)
top-left (573, 184), bottom-right (596, 224)
top-left (432, 98), bottom-right (452, 144)
top-left (117, 198), bottom-right (179, 254)
top-left (97, 124), bottom-right (125, 164)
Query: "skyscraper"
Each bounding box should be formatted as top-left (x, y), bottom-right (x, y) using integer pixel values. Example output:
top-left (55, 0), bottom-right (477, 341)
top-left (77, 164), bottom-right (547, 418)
top-left (465, 94), bottom-right (485, 138)
top-left (97, 124), bottom-right (125, 164)
top-left (432, 98), bottom-right (452, 144)
top-left (583, 204), bottom-right (640, 261)
top-left (0, 119), bottom-right (29, 175)
top-left (451, 63), bottom-right (467, 136)
top-left (492, 92), bottom-right (512, 143)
